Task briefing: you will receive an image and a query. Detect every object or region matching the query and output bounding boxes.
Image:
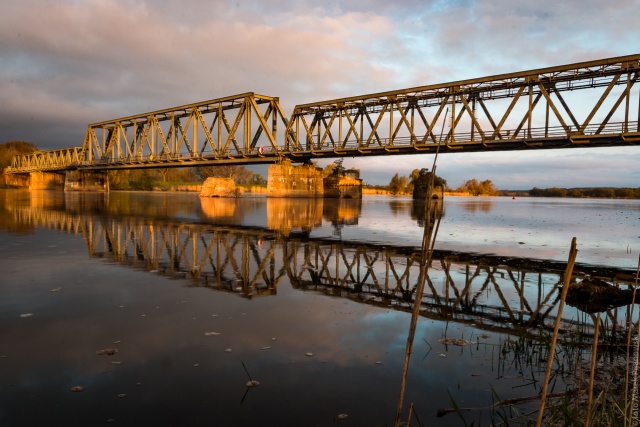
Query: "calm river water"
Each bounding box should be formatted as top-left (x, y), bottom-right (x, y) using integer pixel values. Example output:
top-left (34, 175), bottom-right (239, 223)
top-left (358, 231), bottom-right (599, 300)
top-left (1, 190), bottom-right (638, 426)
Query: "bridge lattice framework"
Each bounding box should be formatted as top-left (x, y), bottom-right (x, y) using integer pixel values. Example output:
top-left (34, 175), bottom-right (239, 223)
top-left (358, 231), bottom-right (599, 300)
top-left (8, 54), bottom-right (640, 173)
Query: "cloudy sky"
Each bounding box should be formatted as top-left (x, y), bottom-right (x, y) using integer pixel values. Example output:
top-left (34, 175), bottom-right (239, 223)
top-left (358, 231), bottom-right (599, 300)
top-left (1, 0), bottom-right (639, 189)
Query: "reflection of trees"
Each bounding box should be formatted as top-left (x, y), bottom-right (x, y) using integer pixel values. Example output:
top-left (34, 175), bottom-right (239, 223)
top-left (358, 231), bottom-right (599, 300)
top-left (460, 199), bottom-right (493, 213)
top-left (389, 199), bottom-right (411, 216)
top-left (411, 200), bottom-right (446, 227)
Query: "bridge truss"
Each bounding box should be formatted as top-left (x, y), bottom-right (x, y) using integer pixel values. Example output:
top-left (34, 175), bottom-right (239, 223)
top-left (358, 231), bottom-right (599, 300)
top-left (7, 54), bottom-right (640, 173)
top-left (286, 54), bottom-right (640, 158)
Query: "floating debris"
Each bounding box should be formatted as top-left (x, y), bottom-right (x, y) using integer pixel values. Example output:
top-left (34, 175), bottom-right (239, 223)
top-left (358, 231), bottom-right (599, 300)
top-left (96, 348), bottom-right (118, 356)
top-left (336, 414), bottom-right (349, 420)
top-left (242, 361), bottom-right (259, 387)
top-left (375, 361), bottom-right (383, 365)
top-left (19, 313), bottom-right (33, 318)
top-left (261, 346), bottom-right (271, 350)
top-left (51, 287), bottom-right (62, 292)
top-left (479, 334), bottom-right (491, 339)
top-left (225, 348), bottom-right (233, 353)
top-left (439, 353), bottom-right (446, 358)
top-left (116, 393), bottom-right (127, 398)
top-left (271, 337), bottom-right (277, 341)
top-left (110, 361), bottom-right (122, 365)
top-left (204, 332), bottom-right (221, 337)
top-left (193, 363), bottom-right (200, 367)
top-left (70, 386), bottom-right (85, 392)
top-left (305, 352), bottom-right (314, 357)
top-left (439, 338), bottom-right (474, 346)
top-left (112, 340), bottom-right (122, 344)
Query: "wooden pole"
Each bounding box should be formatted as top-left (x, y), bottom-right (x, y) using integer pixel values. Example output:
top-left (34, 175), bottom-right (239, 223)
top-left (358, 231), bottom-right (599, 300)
top-left (585, 311), bottom-right (601, 426)
top-left (536, 237), bottom-right (578, 426)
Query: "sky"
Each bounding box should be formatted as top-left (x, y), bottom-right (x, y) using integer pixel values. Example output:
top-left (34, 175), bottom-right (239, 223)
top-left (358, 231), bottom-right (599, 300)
top-left (1, 0), bottom-right (639, 190)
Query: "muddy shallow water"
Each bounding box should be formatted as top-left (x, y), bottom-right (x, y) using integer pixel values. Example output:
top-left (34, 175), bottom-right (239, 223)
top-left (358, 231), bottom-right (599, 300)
top-left (1, 190), bottom-right (637, 425)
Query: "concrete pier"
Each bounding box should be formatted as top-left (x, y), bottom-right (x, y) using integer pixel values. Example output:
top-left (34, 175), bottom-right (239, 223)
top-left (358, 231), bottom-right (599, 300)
top-left (323, 168), bottom-right (363, 198)
top-left (266, 161), bottom-right (324, 198)
top-left (4, 172), bottom-right (30, 188)
top-left (30, 171), bottom-right (66, 190)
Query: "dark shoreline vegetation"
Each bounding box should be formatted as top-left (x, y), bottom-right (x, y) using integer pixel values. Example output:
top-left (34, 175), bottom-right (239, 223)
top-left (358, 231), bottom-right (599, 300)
top-left (1, 141), bottom-right (639, 198)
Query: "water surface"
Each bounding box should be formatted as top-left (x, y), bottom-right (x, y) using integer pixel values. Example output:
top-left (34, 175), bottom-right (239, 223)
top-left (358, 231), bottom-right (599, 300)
top-left (0, 190), bottom-right (637, 426)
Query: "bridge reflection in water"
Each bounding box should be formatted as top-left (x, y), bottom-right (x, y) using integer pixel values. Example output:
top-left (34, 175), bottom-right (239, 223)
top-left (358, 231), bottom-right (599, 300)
top-left (4, 191), bottom-right (636, 342)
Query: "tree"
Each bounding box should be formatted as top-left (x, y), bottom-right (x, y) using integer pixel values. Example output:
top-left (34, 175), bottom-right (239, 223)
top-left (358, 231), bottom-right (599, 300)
top-left (388, 173), bottom-right (406, 195)
top-left (323, 158), bottom-right (346, 177)
top-left (1, 141), bottom-right (37, 170)
top-left (457, 178), bottom-right (498, 196)
top-left (251, 174), bottom-right (267, 186)
top-left (409, 168), bottom-right (448, 196)
top-left (479, 179), bottom-right (499, 196)
top-left (196, 165), bottom-right (254, 184)
top-left (1, 141), bottom-right (38, 186)
top-left (323, 163), bottom-right (337, 177)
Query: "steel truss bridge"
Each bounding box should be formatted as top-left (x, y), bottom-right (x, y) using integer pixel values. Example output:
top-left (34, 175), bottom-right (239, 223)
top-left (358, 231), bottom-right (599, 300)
top-left (7, 54), bottom-right (640, 173)
top-left (9, 202), bottom-right (636, 341)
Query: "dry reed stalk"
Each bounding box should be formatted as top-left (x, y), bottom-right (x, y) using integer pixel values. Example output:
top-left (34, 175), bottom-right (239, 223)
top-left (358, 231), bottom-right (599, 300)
top-left (535, 237), bottom-right (578, 427)
top-left (394, 168), bottom-right (443, 427)
top-left (585, 311), bottom-right (601, 426)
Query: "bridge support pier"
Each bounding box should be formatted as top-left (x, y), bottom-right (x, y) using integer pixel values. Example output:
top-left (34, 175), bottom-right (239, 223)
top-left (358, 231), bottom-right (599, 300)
top-left (267, 161), bottom-right (324, 198)
top-left (28, 171), bottom-right (66, 190)
top-left (4, 173), bottom-right (30, 188)
top-left (64, 171), bottom-right (109, 192)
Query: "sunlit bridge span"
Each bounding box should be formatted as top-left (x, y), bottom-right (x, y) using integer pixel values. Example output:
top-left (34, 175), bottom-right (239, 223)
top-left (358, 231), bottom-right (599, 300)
top-left (8, 200), bottom-right (636, 342)
top-left (7, 54), bottom-right (640, 173)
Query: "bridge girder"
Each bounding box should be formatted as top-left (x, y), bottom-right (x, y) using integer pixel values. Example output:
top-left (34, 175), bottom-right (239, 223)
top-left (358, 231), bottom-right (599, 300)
top-left (6, 54), bottom-right (640, 174)
top-left (285, 54), bottom-right (640, 155)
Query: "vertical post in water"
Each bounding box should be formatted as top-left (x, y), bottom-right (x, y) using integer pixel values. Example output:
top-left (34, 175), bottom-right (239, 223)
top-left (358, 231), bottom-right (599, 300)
top-left (536, 237), bottom-right (578, 426)
top-left (394, 167), bottom-right (442, 427)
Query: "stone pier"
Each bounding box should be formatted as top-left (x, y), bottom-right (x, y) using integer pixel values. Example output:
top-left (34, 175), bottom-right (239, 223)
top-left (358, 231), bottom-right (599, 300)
top-left (267, 161), bottom-right (324, 198)
top-left (29, 171), bottom-right (66, 190)
top-left (323, 168), bottom-right (363, 198)
top-left (4, 172), bottom-right (30, 188)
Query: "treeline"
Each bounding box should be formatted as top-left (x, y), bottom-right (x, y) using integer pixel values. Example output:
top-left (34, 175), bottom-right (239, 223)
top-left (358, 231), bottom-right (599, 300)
top-left (108, 165), bottom-right (267, 190)
top-left (367, 171), bottom-right (499, 196)
top-left (364, 168), bottom-right (448, 195)
top-left (526, 187), bottom-right (640, 198)
top-left (2, 141), bottom-right (637, 198)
